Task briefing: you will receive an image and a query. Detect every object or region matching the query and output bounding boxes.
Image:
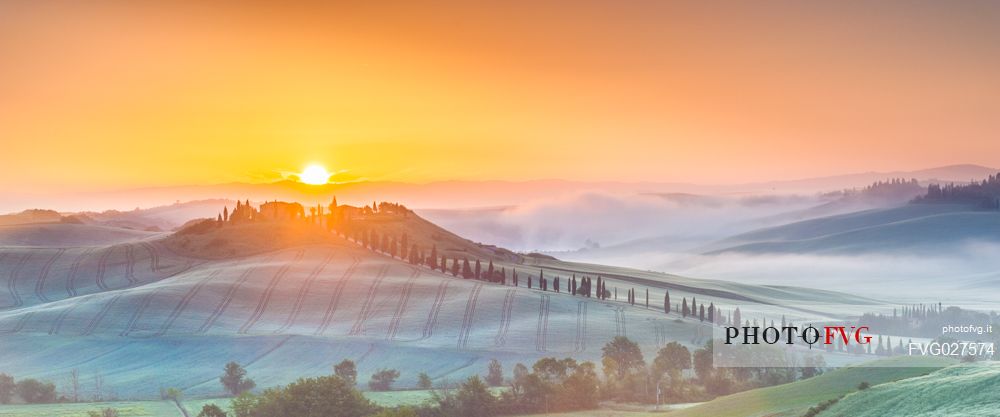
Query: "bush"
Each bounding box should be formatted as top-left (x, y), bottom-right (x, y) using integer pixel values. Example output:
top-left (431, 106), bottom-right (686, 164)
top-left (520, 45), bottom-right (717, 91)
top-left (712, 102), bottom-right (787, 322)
top-left (368, 369), bottom-right (400, 391)
top-left (221, 362), bottom-right (256, 396)
top-left (0, 373), bottom-right (14, 404)
top-left (417, 372), bottom-right (432, 390)
top-left (801, 397), bottom-right (840, 417)
top-left (86, 409), bottom-right (119, 417)
top-left (858, 381), bottom-right (871, 390)
top-left (15, 379), bottom-right (56, 403)
top-left (237, 375), bottom-right (375, 417)
top-left (197, 404), bottom-right (228, 417)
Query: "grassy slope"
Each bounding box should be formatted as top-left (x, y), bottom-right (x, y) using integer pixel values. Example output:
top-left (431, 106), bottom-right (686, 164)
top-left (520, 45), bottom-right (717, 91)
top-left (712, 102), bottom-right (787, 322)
top-left (704, 203), bottom-right (1000, 255)
top-left (664, 356), bottom-right (955, 417)
top-left (819, 362), bottom-right (1000, 417)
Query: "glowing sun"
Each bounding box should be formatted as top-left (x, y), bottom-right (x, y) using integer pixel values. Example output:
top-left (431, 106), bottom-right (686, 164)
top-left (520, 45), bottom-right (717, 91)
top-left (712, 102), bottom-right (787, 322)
top-left (298, 164), bottom-right (331, 185)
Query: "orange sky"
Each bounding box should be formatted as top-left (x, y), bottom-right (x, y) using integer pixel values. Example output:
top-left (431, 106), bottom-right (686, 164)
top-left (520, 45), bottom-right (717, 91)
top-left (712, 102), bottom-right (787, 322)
top-left (2, 2), bottom-right (1000, 193)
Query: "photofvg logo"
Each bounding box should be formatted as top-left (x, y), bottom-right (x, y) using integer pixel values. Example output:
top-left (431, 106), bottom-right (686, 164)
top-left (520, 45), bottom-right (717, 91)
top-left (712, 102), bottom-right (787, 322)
top-left (709, 304), bottom-right (997, 368)
top-left (724, 325), bottom-right (871, 347)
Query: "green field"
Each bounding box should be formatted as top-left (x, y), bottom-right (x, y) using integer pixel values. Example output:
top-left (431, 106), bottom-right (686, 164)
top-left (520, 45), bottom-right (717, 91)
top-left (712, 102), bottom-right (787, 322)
top-left (818, 362), bottom-right (1000, 417)
top-left (182, 388), bottom-right (508, 415)
top-left (663, 356), bottom-right (955, 417)
top-left (0, 400), bottom-right (181, 417)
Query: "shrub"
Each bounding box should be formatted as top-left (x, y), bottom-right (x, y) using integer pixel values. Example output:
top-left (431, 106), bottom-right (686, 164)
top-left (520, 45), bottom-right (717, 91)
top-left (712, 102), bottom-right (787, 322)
top-left (236, 375), bottom-right (375, 417)
top-left (197, 404), bottom-right (228, 417)
top-left (15, 379), bottom-right (56, 403)
top-left (368, 369), bottom-right (400, 391)
top-left (417, 372), bottom-right (432, 390)
top-left (86, 409), bottom-right (119, 417)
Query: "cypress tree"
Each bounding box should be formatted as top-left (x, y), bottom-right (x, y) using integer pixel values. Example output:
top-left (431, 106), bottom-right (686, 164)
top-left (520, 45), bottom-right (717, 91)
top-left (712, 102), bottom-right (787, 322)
top-left (664, 291), bottom-right (670, 314)
top-left (451, 258), bottom-right (460, 277)
top-left (682, 298), bottom-right (689, 318)
top-left (487, 260), bottom-right (494, 282)
top-left (708, 302), bottom-right (715, 323)
top-left (429, 245), bottom-right (438, 269)
top-left (462, 259), bottom-right (472, 279)
top-left (475, 260), bottom-right (482, 280)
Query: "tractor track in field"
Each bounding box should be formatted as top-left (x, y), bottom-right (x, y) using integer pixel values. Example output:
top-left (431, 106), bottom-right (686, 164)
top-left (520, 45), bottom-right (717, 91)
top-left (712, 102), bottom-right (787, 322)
top-left (386, 267), bottom-right (420, 341)
top-left (0, 311), bottom-right (33, 334)
top-left (535, 294), bottom-right (551, 352)
top-left (66, 248), bottom-right (95, 298)
top-left (5, 252), bottom-right (31, 309)
top-left (197, 255), bottom-right (274, 334)
top-left (457, 282), bottom-right (484, 350)
top-left (49, 295), bottom-right (93, 335)
top-left (81, 293), bottom-right (124, 336)
top-left (34, 249), bottom-right (66, 303)
top-left (494, 288), bottom-right (516, 347)
top-left (314, 256), bottom-right (361, 336)
top-left (614, 306), bottom-right (627, 337)
top-left (273, 249), bottom-right (335, 334)
top-left (154, 269), bottom-right (222, 336)
top-left (120, 288), bottom-right (162, 337)
top-left (574, 300), bottom-right (588, 352)
top-left (179, 335), bottom-right (295, 393)
top-left (124, 244), bottom-right (138, 286)
top-left (419, 280), bottom-right (449, 340)
top-left (239, 250), bottom-right (306, 334)
top-left (95, 245), bottom-right (118, 291)
top-left (139, 241), bottom-right (161, 272)
top-left (348, 264), bottom-right (390, 336)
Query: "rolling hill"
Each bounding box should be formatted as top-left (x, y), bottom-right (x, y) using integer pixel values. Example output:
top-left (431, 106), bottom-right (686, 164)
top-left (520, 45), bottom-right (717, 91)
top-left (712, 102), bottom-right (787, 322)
top-left (818, 362), bottom-right (1000, 417)
top-left (703, 203), bottom-right (1000, 255)
top-left (0, 218), bottom-right (720, 399)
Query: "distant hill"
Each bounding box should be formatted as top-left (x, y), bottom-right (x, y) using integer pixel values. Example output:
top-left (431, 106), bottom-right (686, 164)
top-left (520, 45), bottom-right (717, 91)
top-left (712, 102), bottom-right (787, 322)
top-left (819, 362), bottom-right (1000, 417)
top-left (0, 209), bottom-right (63, 226)
top-left (4, 164), bottom-right (997, 213)
top-left (704, 203), bottom-right (1000, 255)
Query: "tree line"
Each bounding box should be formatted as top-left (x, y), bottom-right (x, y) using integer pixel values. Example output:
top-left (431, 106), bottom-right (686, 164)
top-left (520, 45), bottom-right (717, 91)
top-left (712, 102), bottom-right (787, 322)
top-left (914, 172), bottom-right (1000, 209)
top-left (194, 333), bottom-right (829, 417)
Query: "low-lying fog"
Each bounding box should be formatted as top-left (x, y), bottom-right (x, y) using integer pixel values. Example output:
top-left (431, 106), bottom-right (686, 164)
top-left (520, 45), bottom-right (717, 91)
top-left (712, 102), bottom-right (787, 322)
top-left (418, 191), bottom-right (828, 253)
top-left (419, 192), bottom-right (1000, 306)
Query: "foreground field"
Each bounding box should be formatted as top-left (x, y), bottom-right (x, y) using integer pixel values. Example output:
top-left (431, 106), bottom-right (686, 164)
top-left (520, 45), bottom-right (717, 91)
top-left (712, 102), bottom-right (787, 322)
top-left (663, 356), bottom-right (955, 417)
top-left (819, 362), bottom-right (1000, 417)
top-left (0, 400), bottom-right (180, 417)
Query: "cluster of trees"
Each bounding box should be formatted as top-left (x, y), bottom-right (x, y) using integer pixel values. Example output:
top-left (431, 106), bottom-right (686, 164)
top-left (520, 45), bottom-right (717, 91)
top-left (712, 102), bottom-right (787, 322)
top-left (858, 304), bottom-right (999, 358)
top-left (200, 334), bottom-right (831, 417)
top-left (859, 303), bottom-right (961, 338)
top-left (600, 336), bottom-right (826, 404)
top-left (914, 173), bottom-right (1000, 209)
top-left (0, 373), bottom-right (56, 404)
top-left (825, 178), bottom-right (923, 201)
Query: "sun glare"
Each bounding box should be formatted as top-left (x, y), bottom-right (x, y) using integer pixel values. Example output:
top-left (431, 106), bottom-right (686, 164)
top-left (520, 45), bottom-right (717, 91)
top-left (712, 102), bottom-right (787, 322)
top-left (299, 164), bottom-right (331, 185)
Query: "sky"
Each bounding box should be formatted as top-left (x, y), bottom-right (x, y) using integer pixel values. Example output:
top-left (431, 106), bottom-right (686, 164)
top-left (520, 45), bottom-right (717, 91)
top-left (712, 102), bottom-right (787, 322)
top-left (2, 1), bottom-right (1000, 194)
